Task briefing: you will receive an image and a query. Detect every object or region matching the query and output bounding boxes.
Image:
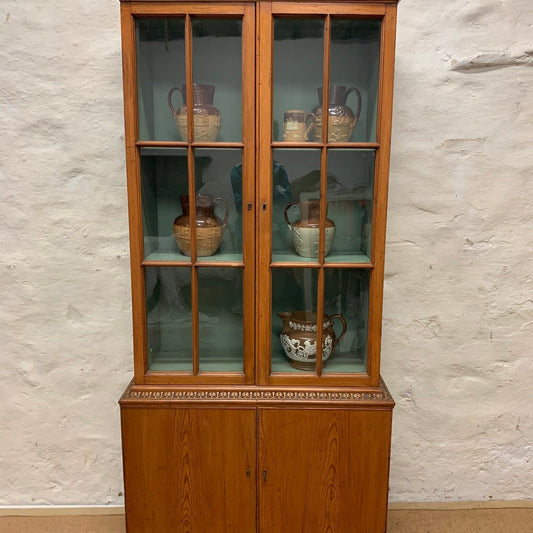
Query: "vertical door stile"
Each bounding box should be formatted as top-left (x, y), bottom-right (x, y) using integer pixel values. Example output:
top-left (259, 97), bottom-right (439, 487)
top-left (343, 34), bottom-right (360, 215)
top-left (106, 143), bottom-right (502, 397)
top-left (185, 14), bottom-right (199, 375)
top-left (121, 4), bottom-right (148, 383)
top-left (258, 1), bottom-right (273, 385)
top-left (315, 15), bottom-right (331, 377)
top-left (367, 5), bottom-right (397, 386)
top-left (243, 3), bottom-right (257, 383)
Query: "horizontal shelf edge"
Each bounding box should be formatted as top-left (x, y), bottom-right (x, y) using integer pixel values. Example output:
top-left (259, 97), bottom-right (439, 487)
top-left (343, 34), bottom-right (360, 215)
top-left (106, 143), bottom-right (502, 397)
top-left (136, 141), bottom-right (244, 149)
top-left (142, 260), bottom-right (245, 267)
top-left (270, 261), bottom-right (374, 269)
top-left (271, 141), bottom-right (380, 150)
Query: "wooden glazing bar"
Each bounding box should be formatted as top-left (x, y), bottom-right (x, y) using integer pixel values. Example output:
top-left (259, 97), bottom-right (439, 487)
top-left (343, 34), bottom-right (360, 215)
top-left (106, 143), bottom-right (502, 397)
top-left (271, 142), bottom-right (324, 149)
top-left (314, 15), bottom-right (331, 377)
top-left (366, 4), bottom-right (397, 386)
top-left (136, 141), bottom-right (188, 148)
top-left (130, 3), bottom-right (247, 16)
top-left (142, 260), bottom-right (244, 268)
top-left (271, 3), bottom-right (387, 16)
top-left (135, 141), bottom-right (244, 149)
top-left (185, 15), bottom-right (200, 376)
top-left (315, 267), bottom-right (325, 377)
top-left (323, 261), bottom-right (374, 269)
top-left (121, 4), bottom-right (148, 383)
top-left (191, 265), bottom-right (199, 376)
top-left (326, 142), bottom-right (380, 150)
top-left (271, 261), bottom-right (374, 269)
top-left (271, 141), bottom-right (380, 149)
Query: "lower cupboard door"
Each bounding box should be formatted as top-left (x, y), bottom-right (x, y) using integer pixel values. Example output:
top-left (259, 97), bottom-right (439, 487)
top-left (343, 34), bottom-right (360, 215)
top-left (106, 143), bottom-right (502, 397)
top-left (121, 407), bottom-right (256, 533)
top-left (258, 408), bottom-right (392, 533)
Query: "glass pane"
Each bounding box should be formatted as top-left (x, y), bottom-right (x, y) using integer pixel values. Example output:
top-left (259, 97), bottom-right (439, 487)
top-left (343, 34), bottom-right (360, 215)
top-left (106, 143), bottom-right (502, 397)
top-left (140, 147), bottom-right (189, 261)
top-left (326, 149), bottom-right (375, 263)
top-left (329, 19), bottom-right (381, 142)
top-left (271, 149), bottom-right (322, 263)
top-left (271, 268), bottom-right (319, 373)
top-left (146, 267), bottom-right (192, 371)
top-left (198, 268), bottom-right (243, 372)
top-left (273, 18), bottom-right (324, 142)
top-left (136, 18), bottom-right (186, 141)
top-left (322, 269), bottom-right (369, 374)
top-left (192, 19), bottom-right (242, 142)
top-left (194, 149), bottom-right (243, 262)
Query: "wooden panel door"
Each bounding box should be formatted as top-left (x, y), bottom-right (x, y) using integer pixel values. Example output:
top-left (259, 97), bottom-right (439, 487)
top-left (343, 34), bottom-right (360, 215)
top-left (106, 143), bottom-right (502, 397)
top-left (258, 408), bottom-right (392, 533)
top-left (122, 407), bottom-right (256, 532)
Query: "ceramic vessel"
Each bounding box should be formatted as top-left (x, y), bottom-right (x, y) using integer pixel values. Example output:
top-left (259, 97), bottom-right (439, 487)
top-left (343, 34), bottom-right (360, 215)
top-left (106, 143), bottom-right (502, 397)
top-left (310, 85), bottom-right (362, 143)
top-left (284, 200), bottom-right (335, 258)
top-left (173, 194), bottom-right (229, 257)
top-left (283, 110), bottom-right (314, 142)
top-left (168, 84), bottom-right (221, 142)
top-left (278, 311), bottom-right (347, 370)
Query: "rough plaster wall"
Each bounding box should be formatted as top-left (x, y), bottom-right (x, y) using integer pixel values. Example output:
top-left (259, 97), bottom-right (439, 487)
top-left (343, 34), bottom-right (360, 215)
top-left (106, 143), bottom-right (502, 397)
top-left (0, 0), bottom-right (532, 506)
top-left (382, 0), bottom-right (533, 501)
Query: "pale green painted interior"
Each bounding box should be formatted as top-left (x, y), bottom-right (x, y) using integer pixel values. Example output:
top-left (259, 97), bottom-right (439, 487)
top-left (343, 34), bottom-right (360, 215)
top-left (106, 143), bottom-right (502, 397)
top-left (271, 268), bottom-right (369, 374)
top-left (136, 18), bottom-right (243, 142)
top-left (140, 148), bottom-right (243, 260)
top-left (273, 18), bottom-right (381, 143)
top-left (146, 266), bottom-right (193, 371)
top-left (146, 267), bottom-right (243, 372)
top-left (272, 148), bottom-right (375, 264)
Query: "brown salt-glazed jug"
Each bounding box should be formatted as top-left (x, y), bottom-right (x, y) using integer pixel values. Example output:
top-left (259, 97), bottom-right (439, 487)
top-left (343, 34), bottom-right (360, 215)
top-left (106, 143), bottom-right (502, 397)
top-left (168, 83), bottom-right (222, 142)
top-left (278, 311), bottom-right (347, 370)
top-left (310, 85), bottom-right (362, 142)
top-left (173, 194), bottom-right (229, 257)
top-left (284, 200), bottom-right (335, 258)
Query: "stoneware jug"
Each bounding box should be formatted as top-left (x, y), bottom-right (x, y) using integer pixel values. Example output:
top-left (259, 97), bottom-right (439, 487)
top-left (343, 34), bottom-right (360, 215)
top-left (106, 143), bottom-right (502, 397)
top-left (310, 85), bottom-right (362, 142)
top-left (284, 200), bottom-right (335, 258)
top-left (168, 83), bottom-right (222, 142)
top-left (278, 311), bottom-right (347, 370)
top-left (173, 194), bottom-right (229, 257)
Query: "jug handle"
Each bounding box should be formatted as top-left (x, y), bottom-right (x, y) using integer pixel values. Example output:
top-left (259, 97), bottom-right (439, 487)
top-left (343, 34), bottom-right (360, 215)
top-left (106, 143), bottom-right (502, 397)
top-left (304, 113), bottom-right (315, 141)
top-left (284, 201), bottom-right (300, 227)
top-left (168, 86), bottom-right (184, 116)
top-left (345, 87), bottom-right (363, 123)
top-left (329, 314), bottom-right (347, 344)
top-left (213, 196), bottom-right (230, 227)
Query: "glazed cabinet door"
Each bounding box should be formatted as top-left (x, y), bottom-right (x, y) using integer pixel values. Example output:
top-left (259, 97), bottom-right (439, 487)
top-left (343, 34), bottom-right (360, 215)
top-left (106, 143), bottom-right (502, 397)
top-left (121, 407), bottom-right (257, 532)
top-left (258, 408), bottom-right (392, 533)
top-left (257, 3), bottom-right (397, 386)
top-left (121, 2), bottom-right (255, 385)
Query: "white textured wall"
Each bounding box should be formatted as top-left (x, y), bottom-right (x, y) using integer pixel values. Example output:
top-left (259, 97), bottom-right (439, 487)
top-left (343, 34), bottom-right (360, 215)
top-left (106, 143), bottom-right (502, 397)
top-left (1, 0), bottom-right (532, 506)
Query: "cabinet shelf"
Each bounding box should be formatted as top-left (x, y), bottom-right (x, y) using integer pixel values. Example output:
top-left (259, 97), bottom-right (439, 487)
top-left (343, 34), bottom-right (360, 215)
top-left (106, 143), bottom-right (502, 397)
top-left (271, 348), bottom-right (367, 374)
top-left (271, 251), bottom-right (371, 267)
top-left (143, 251), bottom-right (244, 266)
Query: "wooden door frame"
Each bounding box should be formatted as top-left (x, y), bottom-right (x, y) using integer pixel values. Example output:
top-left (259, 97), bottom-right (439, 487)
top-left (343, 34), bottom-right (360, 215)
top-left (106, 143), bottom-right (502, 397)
top-left (256, 1), bottom-right (398, 387)
top-left (121, 1), bottom-right (256, 385)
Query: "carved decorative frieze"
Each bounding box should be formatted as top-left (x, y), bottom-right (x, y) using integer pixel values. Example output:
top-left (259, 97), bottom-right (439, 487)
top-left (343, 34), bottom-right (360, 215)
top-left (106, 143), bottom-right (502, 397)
top-left (121, 378), bottom-right (393, 404)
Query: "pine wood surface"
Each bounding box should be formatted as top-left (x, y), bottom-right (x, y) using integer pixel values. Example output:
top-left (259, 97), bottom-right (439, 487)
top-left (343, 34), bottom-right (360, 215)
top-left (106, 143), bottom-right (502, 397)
top-left (259, 408), bottom-right (392, 532)
top-left (121, 408), bottom-right (257, 532)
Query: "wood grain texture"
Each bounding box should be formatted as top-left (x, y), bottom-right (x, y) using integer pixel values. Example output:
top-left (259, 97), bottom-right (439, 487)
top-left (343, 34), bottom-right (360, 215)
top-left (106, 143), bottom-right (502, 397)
top-left (242, 3), bottom-right (257, 384)
top-left (121, 408), bottom-right (256, 532)
top-left (259, 408), bottom-right (392, 532)
top-left (257, 0), bottom-right (274, 385)
top-left (121, 4), bottom-right (148, 383)
top-left (367, 3), bottom-right (397, 386)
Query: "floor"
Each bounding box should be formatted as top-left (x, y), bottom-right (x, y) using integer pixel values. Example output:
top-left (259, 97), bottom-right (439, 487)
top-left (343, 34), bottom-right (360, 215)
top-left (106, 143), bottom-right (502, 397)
top-left (1, 508), bottom-right (533, 532)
